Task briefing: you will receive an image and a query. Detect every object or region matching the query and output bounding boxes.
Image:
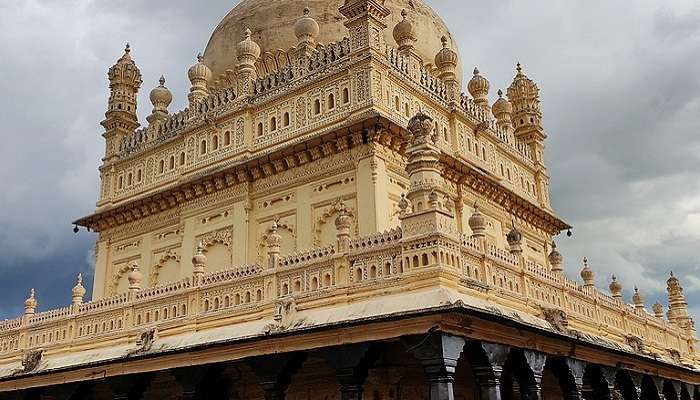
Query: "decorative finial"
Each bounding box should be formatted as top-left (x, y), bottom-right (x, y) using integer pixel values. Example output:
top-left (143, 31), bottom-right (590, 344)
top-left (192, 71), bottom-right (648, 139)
top-left (473, 67), bottom-right (480, 75)
top-left (401, 9), bottom-right (408, 19)
top-left (583, 257), bottom-right (588, 266)
top-left (245, 28), bottom-right (252, 39)
top-left (497, 89), bottom-right (503, 98)
top-left (441, 35), bottom-right (448, 47)
top-left (77, 273), bottom-right (83, 285)
top-left (303, 7), bottom-right (311, 16)
top-left (125, 43), bottom-right (131, 53)
top-left (516, 62), bottom-right (522, 74)
top-left (159, 75), bottom-right (166, 86)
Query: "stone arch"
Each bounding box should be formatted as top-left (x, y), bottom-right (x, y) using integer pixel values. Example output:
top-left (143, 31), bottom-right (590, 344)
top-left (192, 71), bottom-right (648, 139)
top-left (199, 228), bottom-right (233, 271)
top-left (500, 348), bottom-right (546, 399)
top-left (313, 201), bottom-right (356, 247)
top-left (149, 250), bottom-right (181, 286)
top-left (109, 262), bottom-right (135, 295)
top-left (542, 357), bottom-right (585, 399)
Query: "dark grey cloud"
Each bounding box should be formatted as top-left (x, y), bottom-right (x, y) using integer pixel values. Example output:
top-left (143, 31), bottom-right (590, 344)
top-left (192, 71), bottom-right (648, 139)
top-left (0, 0), bottom-right (699, 321)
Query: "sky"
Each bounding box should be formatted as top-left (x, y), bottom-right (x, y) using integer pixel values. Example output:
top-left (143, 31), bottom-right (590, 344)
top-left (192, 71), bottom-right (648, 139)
top-left (0, 0), bottom-right (699, 322)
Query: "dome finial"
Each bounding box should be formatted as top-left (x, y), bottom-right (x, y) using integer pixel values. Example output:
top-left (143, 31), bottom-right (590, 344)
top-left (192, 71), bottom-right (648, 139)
top-left (159, 75), bottom-right (166, 86)
top-left (580, 257), bottom-right (595, 288)
top-left (304, 7), bottom-right (311, 16)
top-left (401, 9), bottom-right (408, 19)
top-left (295, 7), bottom-right (320, 49)
top-left (197, 52), bottom-right (204, 62)
top-left (516, 62), bottom-right (523, 74)
top-left (468, 66), bottom-right (490, 109)
top-left (125, 43), bottom-right (131, 53)
top-left (394, 9), bottom-right (418, 53)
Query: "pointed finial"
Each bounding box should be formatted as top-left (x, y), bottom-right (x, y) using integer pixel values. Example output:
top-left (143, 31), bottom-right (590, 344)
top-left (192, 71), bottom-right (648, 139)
top-left (401, 9), bottom-right (408, 19)
top-left (245, 28), bottom-right (252, 39)
top-left (159, 75), bottom-right (166, 86)
top-left (583, 257), bottom-right (588, 266)
top-left (473, 66), bottom-right (480, 76)
top-left (197, 52), bottom-right (204, 62)
top-left (497, 89), bottom-right (503, 98)
top-left (303, 7), bottom-right (311, 16)
top-left (125, 43), bottom-right (131, 53)
top-left (30, 288), bottom-right (35, 298)
top-left (77, 273), bottom-right (83, 285)
top-left (441, 35), bottom-right (448, 47)
top-left (516, 62), bottom-right (523, 75)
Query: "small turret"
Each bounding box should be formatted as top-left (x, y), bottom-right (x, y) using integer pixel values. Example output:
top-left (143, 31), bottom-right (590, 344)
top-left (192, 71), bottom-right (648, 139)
top-left (469, 204), bottom-right (486, 239)
top-left (71, 273), bottom-right (86, 306)
top-left (468, 67), bottom-right (490, 110)
top-left (632, 286), bottom-right (644, 310)
top-left (147, 76), bottom-right (172, 125)
top-left (548, 241), bottom-right (563, 273)
top-left (506, 221), bottom-right (523, 256)
top-left (24, 289), bottom-right (37, 316)
top-left (127, 262), bottom-right (143, 293)
top-left (295, 8), bottom-right (320, 54)
top-left (492, 89), bottom-right (513, 132)
top-left (235, 28), bottom-right (261, 94)
top-left (609, 275), bottom-right (622, 300)
top-left (267, 221), bottom-right (282, 269)
top-left (507, 63), bottom-right (543, 138)
top-left (188, 54), bottom-right (212, 105)
top-left (652, 301), bottom-right (664, 319)
top-left (580, 258), bottom-right (594, 288)
top-left (393, 10), bottom-right (417, 53)
top-left (192, 242), bottom-right (207, 284)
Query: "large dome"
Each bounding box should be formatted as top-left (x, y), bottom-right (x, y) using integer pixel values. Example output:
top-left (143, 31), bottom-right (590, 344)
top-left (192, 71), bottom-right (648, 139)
top-left (203, 0), bottom-right (462, 82)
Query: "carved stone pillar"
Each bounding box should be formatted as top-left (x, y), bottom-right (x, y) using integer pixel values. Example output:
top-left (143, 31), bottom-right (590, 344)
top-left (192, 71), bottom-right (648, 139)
top-left (564, 359), bottom-right (586, 400)
top-left (405, 332), bottom-right (465, 400)
top-left (248, 353), bottom-right (307, 400)
top-left (320, 343), bottom-right (377, 400)
top-left (521, 350), bottom-right (546, 400)
top-left (629, 373), bottom-right (643, 400)
top-left (470, 342), bottom-right (510, 400)
top-left (599, 367), bottom-right (620, 400)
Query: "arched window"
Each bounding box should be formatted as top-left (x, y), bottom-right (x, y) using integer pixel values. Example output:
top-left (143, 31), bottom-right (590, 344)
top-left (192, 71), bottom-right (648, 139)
top-left (342, 88), bottom-right (350, 104)
top-left (394, 96), bottom-right (400, 111)
top-left (224, 131), bottom-right (231, 146)
top-left (127, 173), bottom-right (132, 186)
top-left (200, 140), bottom-right (207, 155)
top-left (212, 135), bottom-right (219, 150)
top-left (179, 152), bottom-right (186, 166)
top-left (328, 93), bottom-right (335, 109)
top-left (118, 176), bottom-right (123, 189)
top-left (283, 112), bottom-right (290, 127)
top-left (137, 169), bottom-right (142, 182)
top-left (404, 103), bottom-right (410, 117)
top-left (257, 122), bottom-right (264, 137)
top-left (270, 117), bottom-right (277, 131)
top-left (313, 99), bottom-right (321, 115)
top-left (159, 160), bottom-right (164, 174)
top-left (169, 155), bottom-right (175, 170)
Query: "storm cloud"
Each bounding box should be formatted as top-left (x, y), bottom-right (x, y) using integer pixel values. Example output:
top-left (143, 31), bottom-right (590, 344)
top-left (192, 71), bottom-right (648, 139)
top-left (0, 0), bottom-right (698, 319)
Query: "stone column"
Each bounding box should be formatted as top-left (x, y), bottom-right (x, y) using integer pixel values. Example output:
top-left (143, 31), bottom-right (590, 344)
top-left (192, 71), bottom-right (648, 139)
top-left (470, 342), bottom-right (510, 400)
top-left (248, 353), bottom-right (307, 400)
top-left (405, 332), bottom-right (465, 400)
top-left (629, 373), bottom-right (643, 400)
top-left (564, 359), bottom-right (586, 400)
top-left (600, 367), bottom-right (619, 400)
top-left (521, 350), bottom-right (546, 400)
top-left (320, 343), bottom-right (376, 400)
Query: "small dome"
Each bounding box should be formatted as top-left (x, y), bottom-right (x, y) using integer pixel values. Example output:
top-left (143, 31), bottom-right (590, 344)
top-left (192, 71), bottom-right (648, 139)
top-left (192, 242), bottom-right (208, 266)
top-left (652, 301), bottom-right (664, 318)
top-left (24, 288), bottom-right (37, 309)
top-left (580, 257), bottom-right (594, 285)
top-left (236, 28), bottom-right (262, 64)
top-left (294, 8), bottom-right (320, 46)
top-left (149, 76), bottom-right (173, 110)
top-left (609, 275), bottom-right (622, 297)
top-left (548, 241), bottom-right (563, 268)
top-left (632, 286), bottom-right (644, 308)
top-left (492, 89), bottom-right (513, 117)
top-left (507, 63), bottom-right (539, 105)
top-left (435, 36), bottom-right (458, 72)
top-left (335, 204), bottom-right (352, 231)
top-left (393, 9), bottom-right (417, 50)
top-left (506, 222), bottom-right (522, 246)
top-left (188, 53), bottom-right (212, 84)
top-left (72, 273), bottom-right (86, 299)
top-left (468, 67), bottom-right (490, 102)
top-left (468, 204), bottom-right (486, 237)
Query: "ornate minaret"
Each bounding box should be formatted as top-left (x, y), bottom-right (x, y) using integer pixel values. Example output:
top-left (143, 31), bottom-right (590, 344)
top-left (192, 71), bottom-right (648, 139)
top-left (507, 63), bottom-right (551, 210)
top-left (102, 44), bottom-right (142, 163)
top-left (236, 28), bottom-right (261, 95)
top-left (434, 36), bottom-right (459, 102)
top-left (188, 54), bottom-right (212, 106)
top-left (666, 273), bottom-right (695, 330)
